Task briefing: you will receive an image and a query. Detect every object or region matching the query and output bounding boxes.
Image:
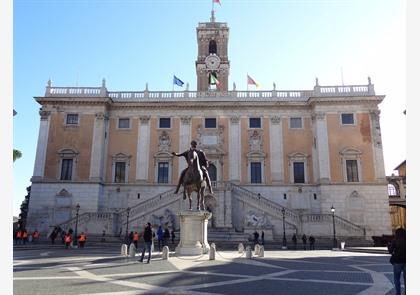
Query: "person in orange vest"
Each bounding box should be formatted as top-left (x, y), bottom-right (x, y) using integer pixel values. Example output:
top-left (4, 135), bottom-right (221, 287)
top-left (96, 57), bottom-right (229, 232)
top-left (78, 232), bottom-right (87, 248)
top-left (133, 231), bottom-right (140, 249)
top-left (64, 232), bottom-right (72, 249)
top-left (16, 229), bottom-right (22, 245)
top-left (32, 230), bottom-right (40, 244)
top-left (22, 229), bottom-right (28, 245)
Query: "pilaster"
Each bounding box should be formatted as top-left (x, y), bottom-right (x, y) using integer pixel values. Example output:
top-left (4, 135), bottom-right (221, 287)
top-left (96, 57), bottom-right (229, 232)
top-left (179, 116), bottom-right (192, 176)
top-left (136, 116), bottom-right (151, 182)
top-left (89, 112), bottom-right (107, 181)
top-left (32, 110), bottom-right (51, 180)
top-left (312, 112), bottom-right (331, 183)
top-left (269, 116), bottom-right (284, 183)
top-left (228, 116), bottom-right (241, 182)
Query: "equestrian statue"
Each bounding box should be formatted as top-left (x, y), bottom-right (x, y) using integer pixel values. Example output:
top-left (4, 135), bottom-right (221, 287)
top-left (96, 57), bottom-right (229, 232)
top-left (172, 140), bottom-right (214, 211)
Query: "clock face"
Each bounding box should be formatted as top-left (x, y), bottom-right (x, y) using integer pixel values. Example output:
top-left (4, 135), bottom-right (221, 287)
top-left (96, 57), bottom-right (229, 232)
top-left (205, 55), bottom-right (221, 70)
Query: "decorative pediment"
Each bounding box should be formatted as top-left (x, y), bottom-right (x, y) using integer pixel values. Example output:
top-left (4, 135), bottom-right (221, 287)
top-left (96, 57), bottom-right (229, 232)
top-left (56, 189), bottom-right (72, 197)
top-left (112, 153), bottom-right (131, 163)
top-left (58, 148), bottom-right (79, 158)
top-left (339, 147), bottom-right (362, 156)
top-left (349, 190), bottom-right (360, 198)
top-left (288, 152), bottom-right (308, 160)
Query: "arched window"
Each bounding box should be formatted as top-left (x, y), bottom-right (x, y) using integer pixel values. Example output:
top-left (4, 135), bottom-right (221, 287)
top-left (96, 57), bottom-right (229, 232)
top-left (388, 183), bottom-right (399, 196)
top-left (209, 40), bottom-right (217, 54)
top-left (208, 164), bottom-right (217, 183)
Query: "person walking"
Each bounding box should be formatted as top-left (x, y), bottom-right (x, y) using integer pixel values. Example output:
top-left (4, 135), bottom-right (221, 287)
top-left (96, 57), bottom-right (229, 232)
top-left (157, 226), bottom-right (164, 251)
top-left (292, 234), bottom-right (297, 250)
top-left (16, 229), bottom-right (22, 245)
top-left (388, 228), bottom-right (406, 295)
top-left (32, 230), bottom-right (40, 244)
top-left (64, 232), bottom-right (72, 249)
top-left (163, 227), bottom-right (170, 247)
top-left (261, 231), bottom-right (265, 245)
top-left (139, 223), bottom-right (153, 264)
top-left (171, 229), bottom-right (175, 244)
top-left (302, 234), bottom-right (307, 250)
top-left (253, 231), bottom-right (259, 246)
top-left (133, 231), bottom-right (140, 249)
top-left (309, 235), bottom-right (315, 250)
top-left (78, 232), bottom-right (87, 248)
top-left (22, 229), bottom-right (28, 245)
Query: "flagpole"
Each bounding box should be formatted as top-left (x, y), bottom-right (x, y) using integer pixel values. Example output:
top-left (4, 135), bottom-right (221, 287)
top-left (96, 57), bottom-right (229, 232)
top-left (247, 73), bottom-right (249, 91)
top-left (172, 73), bottom-right (174, 92)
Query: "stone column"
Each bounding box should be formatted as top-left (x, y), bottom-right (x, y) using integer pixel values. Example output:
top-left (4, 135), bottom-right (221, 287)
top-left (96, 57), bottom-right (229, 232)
top-left (32, 110), bottom-right (51, 180)
top-left (89, 112), bottom-right (107, 181)
top-left (223, 184), bottom-right (233, 228)
top-left (179, 116), bottom-right (191, 176)
top-left (369, 110), bottom-right (386, 181)
top-left (312, 113), bottom-right (331, 182)
top-left (136, 116), bottom-right (151, 182)
top-left (269, 116), bottom-right (284, 183)
top-left (228, 116), bottom-right (241, 182)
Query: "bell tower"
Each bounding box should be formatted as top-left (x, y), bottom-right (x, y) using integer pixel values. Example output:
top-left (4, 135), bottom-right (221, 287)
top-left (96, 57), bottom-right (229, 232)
top-left (196, 11), bottom-right (230, 92)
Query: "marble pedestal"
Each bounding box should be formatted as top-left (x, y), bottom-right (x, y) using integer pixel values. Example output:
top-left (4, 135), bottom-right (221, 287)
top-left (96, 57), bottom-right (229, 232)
top-left (176, 211), bottom-right (212, 255)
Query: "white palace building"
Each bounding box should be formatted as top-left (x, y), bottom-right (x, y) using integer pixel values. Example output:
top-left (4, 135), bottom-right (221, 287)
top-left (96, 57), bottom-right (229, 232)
top-left (26, 13), bottom-right (391, 243)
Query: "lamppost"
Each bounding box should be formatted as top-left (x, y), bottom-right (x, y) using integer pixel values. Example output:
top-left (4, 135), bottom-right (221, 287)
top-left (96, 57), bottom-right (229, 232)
top-left (282, 207), bottom-right (287, 249)
top-left (125, 207), bottom-right (131, 244)
top-left (331, 205), bottom-right (337, 249)
top-left (73, 203), bottom-right (80, 247)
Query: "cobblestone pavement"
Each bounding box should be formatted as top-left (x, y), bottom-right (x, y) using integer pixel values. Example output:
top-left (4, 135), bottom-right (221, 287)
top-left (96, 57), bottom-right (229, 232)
top-left (13, 245), bottom-right (403, 295)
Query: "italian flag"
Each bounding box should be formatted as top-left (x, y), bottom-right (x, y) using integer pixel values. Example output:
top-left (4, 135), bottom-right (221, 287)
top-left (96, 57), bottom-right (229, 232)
top-left (247, 74), bottom-right (259, 88)
top-left (213, 0), bottom-right (221, 5)
top-left (210, 73), bottom-right (220, 86)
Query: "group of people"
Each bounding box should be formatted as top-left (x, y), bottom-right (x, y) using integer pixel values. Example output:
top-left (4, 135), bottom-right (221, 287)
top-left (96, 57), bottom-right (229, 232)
top-left (49, 226), bottom-right (87, 249)
top-left (252, 230), bottom-right (265, 245)
top-left (292, 234), bottom-right (316, 250)
top-left (126, 223), bottom-right (177, 264)
top-left (14, 228), bottom-right (40, 245)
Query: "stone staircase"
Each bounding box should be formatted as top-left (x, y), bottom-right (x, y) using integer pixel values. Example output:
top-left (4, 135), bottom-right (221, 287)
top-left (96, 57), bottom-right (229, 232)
top-left (231, 183), bottom-right (299, 228)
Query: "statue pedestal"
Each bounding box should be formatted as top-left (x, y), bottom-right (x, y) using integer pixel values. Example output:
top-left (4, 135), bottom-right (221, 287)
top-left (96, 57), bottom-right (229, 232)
top-left (176, 211), bottom-right (212, 255)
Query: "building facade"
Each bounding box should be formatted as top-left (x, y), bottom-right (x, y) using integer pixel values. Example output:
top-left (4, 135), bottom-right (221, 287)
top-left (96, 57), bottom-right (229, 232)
top-left (26, 15), bottom-right (391, 241)
top-left (387, 160), bottom-right (406, 233)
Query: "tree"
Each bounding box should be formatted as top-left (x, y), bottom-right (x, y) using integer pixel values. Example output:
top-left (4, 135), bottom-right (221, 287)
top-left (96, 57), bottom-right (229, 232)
top-left (13, 149), bottom-right (22, 162)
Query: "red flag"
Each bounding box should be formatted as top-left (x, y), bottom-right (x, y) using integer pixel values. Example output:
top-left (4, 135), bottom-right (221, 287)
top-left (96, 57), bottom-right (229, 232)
top-left (213, 0), bottom-right (221, 5)
top-left (247, 75), bottom-right (259, 87)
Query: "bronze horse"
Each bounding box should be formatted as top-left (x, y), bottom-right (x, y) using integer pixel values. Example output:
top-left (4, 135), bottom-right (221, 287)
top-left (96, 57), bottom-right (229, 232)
top-left (182, 149), bottom-right (206, 211)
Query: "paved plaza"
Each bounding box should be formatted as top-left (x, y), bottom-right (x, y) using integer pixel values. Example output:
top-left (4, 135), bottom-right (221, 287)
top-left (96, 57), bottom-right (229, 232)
top-left (13, 245), bottom-right (401, 295)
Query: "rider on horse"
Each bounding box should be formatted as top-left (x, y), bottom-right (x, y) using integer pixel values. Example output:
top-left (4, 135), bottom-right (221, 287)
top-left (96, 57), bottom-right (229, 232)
top-left (172, 140), bottom-right (214, 195)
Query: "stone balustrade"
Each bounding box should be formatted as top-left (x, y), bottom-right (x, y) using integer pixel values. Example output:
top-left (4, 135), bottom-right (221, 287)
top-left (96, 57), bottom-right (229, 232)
top-left (43, 84), bottom-right (375, 102)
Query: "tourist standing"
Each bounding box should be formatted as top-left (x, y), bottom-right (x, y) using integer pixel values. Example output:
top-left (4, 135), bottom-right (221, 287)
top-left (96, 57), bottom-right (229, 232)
top-left (133, 231), bottom-right (140, 249)
top-left (253, 231), bottom-right (259, 245)
top-left (292, 234), bottom-right (297, 250)
top-left (64, 232), bottom-right (72, 249)
top-left (139, 223), bottom-right (153, 264)
top-left (157, 226), bottom-right (164, 251)
top-left (309, 235), bottom-right (315, 250)
top-left (261, 231), bottom-right (265, 245)
top-left (163, 227), bottom-right (170, 247)
top-left (388, 228), bottom-right (406, 295)
top-left (171, 229), bottom-right (175, 244)
top-left (302, 234), bottom-right (307, 250)
top-left (32, 230), bottom-right (40, 244)
top-left (78, 232), bottom-right (87, 248)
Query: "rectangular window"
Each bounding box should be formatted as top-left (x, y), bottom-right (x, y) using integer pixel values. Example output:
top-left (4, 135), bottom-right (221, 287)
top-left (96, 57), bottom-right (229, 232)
top-left (118, 118), bottom-right (130, 129)
top-left (60, 159), bottom-right (73, 180)
top-left (250, 162), bottom-right (262, 183)
top-left (346, 160), bottom-right (359, 182)
top-left (249, 118), bottom-right (261, 128)
top-left (159, 118), bottom-right (171, 128)
top-left (293, 162), bottom-right (305, 183)
top-left (290, 117), bottom-right (303, 129)
top-left (158, 162), bottom-right (169, 183)
top-left (205, 118), bottom-right (217, 128)
top-left (341, 113), bottom-right (355, 125)
top-left (66, 114), bottom-right (79, 125)
top-left (114, 162), bottom-right (126, 183)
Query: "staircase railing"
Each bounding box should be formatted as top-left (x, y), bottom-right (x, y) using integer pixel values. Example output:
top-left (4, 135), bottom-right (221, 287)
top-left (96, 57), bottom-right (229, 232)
top-left (55, 212), bottom-right (115, 232)
top-left (301, 214), bottom-right (366, 236)
top-left (120, 188), bottom-right (180, 227)
top-left (231, 183), bottom-right (299, 226)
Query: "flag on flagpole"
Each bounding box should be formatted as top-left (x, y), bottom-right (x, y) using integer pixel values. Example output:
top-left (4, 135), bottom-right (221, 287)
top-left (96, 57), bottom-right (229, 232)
top-left (213, 0), bottom-right (221, 5)
top-left (173, 75), bottom-right (184, 87)
top-left (247, 74), bottom-right (259, 88)
top-left (210, 73), bottom-right (220, 86)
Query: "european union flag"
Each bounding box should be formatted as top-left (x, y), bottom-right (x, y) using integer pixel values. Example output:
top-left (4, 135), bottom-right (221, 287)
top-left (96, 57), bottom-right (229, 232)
top-left (173, 75), bottom-right (184, 87)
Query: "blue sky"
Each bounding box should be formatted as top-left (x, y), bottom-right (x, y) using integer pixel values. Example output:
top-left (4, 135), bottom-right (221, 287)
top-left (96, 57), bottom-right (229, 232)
top-left (13, 0), bottom-right (406, 216)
